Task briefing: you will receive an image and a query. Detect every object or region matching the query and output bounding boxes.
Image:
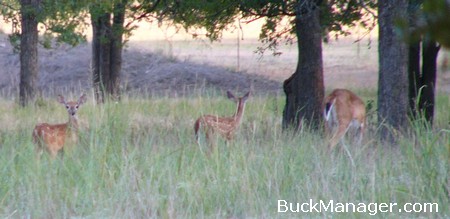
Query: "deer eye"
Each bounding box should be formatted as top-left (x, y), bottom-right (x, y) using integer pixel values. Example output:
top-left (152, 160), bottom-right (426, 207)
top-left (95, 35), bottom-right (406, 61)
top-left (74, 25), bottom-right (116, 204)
top-left (66, 106), bottom-right (69, 109)
top-left (76, 105), bottom-right (79, 109)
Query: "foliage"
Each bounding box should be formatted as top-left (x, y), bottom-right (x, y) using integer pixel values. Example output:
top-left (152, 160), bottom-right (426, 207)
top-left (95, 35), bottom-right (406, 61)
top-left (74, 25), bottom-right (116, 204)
top-left (39, 0), bottom-right (90, 47)
top-left (165, 0), bottom-right (239, 41)
top-left (420, 0), bottom-right (450, 48)
top-left (0, 0), bottom-right (89, 51)
top-left (399, 0), bottom-right (450, 48)
top-left (169, 0), bottom-right (377, 55)
top-left (0, 0), bottom-right (168, 51)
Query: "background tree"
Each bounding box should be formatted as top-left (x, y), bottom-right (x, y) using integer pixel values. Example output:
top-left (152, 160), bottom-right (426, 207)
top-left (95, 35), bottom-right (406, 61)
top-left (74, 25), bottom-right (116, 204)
top-left (89, 0), bottom-right (165, 103)
top-left (377, 0), bottom-right (409, 139)
top-left (89, 1), bottom-right (126, 103)
top-left (1, 0), bottom-right (87, 106)
top-left (406, 0), bottom-right (449, 126)
top-left (2, 0), bottom-right (164, 104)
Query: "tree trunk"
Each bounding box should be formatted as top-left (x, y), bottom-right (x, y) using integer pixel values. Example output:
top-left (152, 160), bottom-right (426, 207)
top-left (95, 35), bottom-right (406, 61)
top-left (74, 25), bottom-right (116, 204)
top-left (419, 38), bottom-right (439, 124)
top-left (377, 0), bottom-right (409, 139)
top-left (91, 11), bottom-right (111, 104)
top-left (407, 0), bottom-right (421, 115)
top-left (90, 2), bottom-right (125, 104)
top-left (110, 1), bottom-right (125, 101)
top-left (408, 41), bottom-right (420, 117)
top-left (407, 1), bottom-right (440, 125)
top-left (19, 0), bottom-right (39, 107)
top-left (282, 2), bottom-right (324, 131)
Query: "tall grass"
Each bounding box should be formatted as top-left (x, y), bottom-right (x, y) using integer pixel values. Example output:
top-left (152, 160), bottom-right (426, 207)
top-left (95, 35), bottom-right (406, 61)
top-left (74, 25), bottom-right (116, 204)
top-left (0, 92), bottom-right (448, 218)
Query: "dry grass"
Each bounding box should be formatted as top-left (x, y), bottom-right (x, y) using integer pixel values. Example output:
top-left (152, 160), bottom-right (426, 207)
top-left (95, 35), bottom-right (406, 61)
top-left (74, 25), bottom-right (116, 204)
top-left (0, 32), bottom-right (449, 97)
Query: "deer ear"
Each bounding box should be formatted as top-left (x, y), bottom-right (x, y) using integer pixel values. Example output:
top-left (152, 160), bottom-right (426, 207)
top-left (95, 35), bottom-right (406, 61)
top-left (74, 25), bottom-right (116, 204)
top-left (227, 91), bottom-right (236, 101)
top-left (57, 95), bottom-right (66, 104)
top-left (242, 91), bottom-right (250, 101)
top-left (78, 94), bottom-right (87, 105)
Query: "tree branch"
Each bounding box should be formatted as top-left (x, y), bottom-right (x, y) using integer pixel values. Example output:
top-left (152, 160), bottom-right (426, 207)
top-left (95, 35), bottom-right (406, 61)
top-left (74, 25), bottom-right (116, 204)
top-left (128, 0), bottom-right (162, 23)
top-left (359, 0), bottom-right (377, 19)
top-left (0, 2), bottom-right (18, 11)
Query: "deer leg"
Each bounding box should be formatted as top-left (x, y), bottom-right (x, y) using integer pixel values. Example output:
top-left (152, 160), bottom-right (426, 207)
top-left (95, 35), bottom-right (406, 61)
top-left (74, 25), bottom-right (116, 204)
top-left (35, 144), bottom-right (44, 159)
top-left (356, 123), bottom-right (364, 145)
top-left (205, 130), bottom-right (211, 147)
top-left (33, 131), bottom-right (44, 159)
top-left (48, 146), bottom-right (59, 159)
top-left (225, 132), bottom-right (233, 147)
top-left (329, 122), bottom-right (350, 151)
top-left (50, 151), bottom-right (58, 159)
top-left (205, 130), bottom-right (216, 156)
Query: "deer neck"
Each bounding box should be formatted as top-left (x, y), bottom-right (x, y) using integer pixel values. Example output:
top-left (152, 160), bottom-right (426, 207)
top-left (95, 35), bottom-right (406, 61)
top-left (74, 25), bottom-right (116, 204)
top-left (67, 115), bottom-right (79, 131)
top-left (233, 101), bottom-right (246, 125)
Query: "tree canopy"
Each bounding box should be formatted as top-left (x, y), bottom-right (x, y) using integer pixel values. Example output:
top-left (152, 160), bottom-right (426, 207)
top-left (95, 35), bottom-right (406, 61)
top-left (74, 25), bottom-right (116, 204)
top-left (420, 0), bottom-right (450, 48)
top-left (1, 0), bottom-right (88, 50)
top-left (169, 0), bottom-right (376, 55)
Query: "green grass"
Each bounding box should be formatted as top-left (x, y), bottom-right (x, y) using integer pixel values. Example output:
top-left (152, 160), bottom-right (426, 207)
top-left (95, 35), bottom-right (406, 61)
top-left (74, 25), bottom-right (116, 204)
top-left (0, 92), bottom-right (448, 218)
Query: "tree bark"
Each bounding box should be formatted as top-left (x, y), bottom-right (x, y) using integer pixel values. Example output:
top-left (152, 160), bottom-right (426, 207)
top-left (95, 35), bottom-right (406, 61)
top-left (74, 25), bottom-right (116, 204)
top-left (419, 38), bottom-right (439, 124)
top-left (282, 2), bottom-right (324, 131)
top-left (408, 41), bottom-right (421, 117)
top-left (90, 2), bottom-right (125, 104)
top-left (91, 11), bottom-right (111, 104)
top-left (408, 40), bottom-right (440, 125)
top-left (378, 0), bottom-right (409, 139)
top-left (407, 1), bottom-right (440, 125)
top-left (19, 0), bottom-right (39, 107)
top-left (110, 1), bottom-right (125, 100)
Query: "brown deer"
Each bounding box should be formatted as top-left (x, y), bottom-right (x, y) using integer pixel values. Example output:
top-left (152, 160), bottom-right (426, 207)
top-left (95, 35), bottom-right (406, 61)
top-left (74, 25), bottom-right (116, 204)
top-left (323, 89), bottom-right (366, 150)
top-left (194, 91), bottom-right (250, 150)
top-left (33, 94), bottom-right (87, 158)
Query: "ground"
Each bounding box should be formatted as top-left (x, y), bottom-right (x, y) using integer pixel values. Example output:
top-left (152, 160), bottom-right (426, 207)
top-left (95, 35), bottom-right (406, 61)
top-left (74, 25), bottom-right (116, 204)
top-left (0, 33), bottom-right (449, 98)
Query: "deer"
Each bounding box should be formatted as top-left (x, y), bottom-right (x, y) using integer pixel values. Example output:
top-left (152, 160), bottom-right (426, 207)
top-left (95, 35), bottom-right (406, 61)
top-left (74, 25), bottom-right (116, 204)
top-left (323, 89), bottom-right (366, 150)
top-left (33, 94), bottom-right (87, 158)
top-left (194, 91), bottom-right (250, 151)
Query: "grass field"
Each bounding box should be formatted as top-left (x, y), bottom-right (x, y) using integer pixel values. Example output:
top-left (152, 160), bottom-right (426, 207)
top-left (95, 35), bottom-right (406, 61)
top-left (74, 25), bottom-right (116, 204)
top-left (0, 90), bottom-right (448, 218)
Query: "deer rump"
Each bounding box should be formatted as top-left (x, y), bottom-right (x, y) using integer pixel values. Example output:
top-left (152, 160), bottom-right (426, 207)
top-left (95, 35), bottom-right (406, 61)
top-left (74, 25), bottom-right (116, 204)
top-left (323, 89), bottom-right (365, 148)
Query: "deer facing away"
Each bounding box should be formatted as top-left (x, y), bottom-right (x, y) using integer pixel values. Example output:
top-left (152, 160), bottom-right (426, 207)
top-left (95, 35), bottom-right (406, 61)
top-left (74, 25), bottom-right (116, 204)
top-left (194, 91), bottom-right (250, 149)
top-left (33, 94), bottom-right (87, 158)
top-left (323, 89), bottom-right (366, 150)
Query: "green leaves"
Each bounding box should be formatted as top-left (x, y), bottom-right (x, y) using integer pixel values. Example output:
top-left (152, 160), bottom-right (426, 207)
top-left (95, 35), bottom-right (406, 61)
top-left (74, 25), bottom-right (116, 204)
top-left (167, 0), bottom-right (377, 55)
top-left (398, 0), bottom-right (450, 48)
top-left (1, 0), bottom-right (89, 49)
top-left (421, 0), bottom-right (450, 48)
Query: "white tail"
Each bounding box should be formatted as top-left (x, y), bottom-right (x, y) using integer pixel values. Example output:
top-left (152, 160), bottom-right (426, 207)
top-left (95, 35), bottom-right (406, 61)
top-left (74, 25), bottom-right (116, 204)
top-left (33, 94), bottom-right (87, 158)
top-left (323, 89), bottom-right (366, 150)
top-left (194, 91), bottom-right (250, 150)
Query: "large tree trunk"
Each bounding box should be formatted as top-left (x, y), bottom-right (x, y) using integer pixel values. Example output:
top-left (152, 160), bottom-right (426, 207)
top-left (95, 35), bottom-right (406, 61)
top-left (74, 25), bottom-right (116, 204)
top-left (282, 2), bottom-right (324, 131)
top-left (19, 0), bottom-right (39, 107)
top-left (377, 0), bottom-right (409, 139)
top-left (90, 2), bottom-right (125, 104)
